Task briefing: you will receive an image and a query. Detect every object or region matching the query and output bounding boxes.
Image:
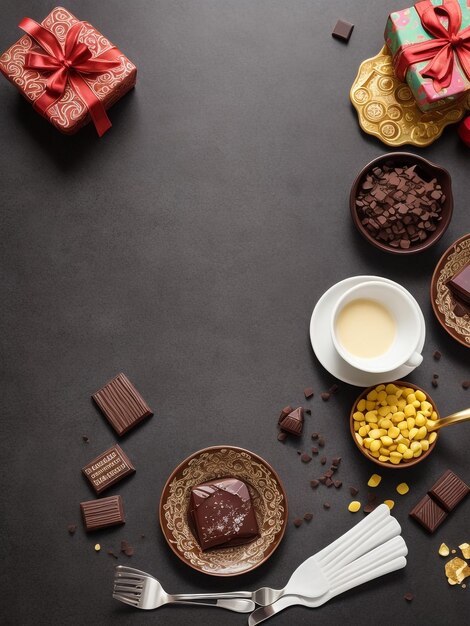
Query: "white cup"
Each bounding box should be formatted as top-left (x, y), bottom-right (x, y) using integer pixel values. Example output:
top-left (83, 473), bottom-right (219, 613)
top-left (331, 280), bottom-right (423, 374)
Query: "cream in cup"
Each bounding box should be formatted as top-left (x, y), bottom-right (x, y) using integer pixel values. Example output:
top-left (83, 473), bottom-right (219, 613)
top-left (331, 280), bottom-right (423, 374)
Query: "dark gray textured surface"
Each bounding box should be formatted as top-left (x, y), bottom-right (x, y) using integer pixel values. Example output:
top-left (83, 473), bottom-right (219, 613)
top-left (1, 1), bottom-right (469, 625)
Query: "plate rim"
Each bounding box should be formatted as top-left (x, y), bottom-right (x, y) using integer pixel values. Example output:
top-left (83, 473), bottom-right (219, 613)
top-left (158, 444), bottom-right (288, 577)
top-left (430, 233), bottom-right (470, 349)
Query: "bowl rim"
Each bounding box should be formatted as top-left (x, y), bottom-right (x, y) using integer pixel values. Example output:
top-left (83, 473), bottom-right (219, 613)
top-left (349, 380), bottom-right (439, 469)
top-left (349, 151), bottom-right (453, 255)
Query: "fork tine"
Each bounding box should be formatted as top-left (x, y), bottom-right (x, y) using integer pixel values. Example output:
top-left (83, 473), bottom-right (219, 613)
top-left (113, 593), bottom-right (140, 608)
top-left (113, 583), bottom-right (142, 594)
top-left (114, 572), bottom-right (145, 583)
top-left (115, 565), bottom-right (152, 577)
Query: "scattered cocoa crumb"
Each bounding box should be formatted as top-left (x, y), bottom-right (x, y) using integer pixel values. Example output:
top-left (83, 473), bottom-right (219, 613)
top-left (404, 592), bottom-right (414, 602)
top-left (301, 453), bottom-right (312, 463)
top-left (120, 540), bottom-right (134, 557)
top-left (463, 381), bottom-right (470, 390)
top-left (140, 534), bottom-right (145, 539)
top-left (107, 549), bottom-right (119, 559)
top-left (367, 492), bottom-right (377, 502)
top-left (350, 486), bottom-right (359, 496)
top-left (304, 387), bottom-right (314, 399)
top-left (334, 480), bottom-right (342, 489)
top-left (311, 446), bottom-right (319, 454)
top-left (320, 456), bottom-right (327, 465)
top-left (332, 457), bottom-right (341, 466)
top-left (277, 431), bottom-right (288, 442)
top-left (326, 478), bottom-right (334, 487)
top-left (296, 450), bottom-right (302, 455)
top-left (303, 512), bottom-right (313, 521)
top-left (311, 432), bottom-right (319, 440)
top-left (321, 392), bottom-right (330, 401)
top-left (323, 503), bottom-right (331, 510)
top-left (433, 350), bottom-right (441, 360)
top-left (293, 518), bottom-right (303, 527)
top-left (67, 524), bottom-right (77, 535)
top-left (318, 437), bottom-right (325, 447)
top-left (82, 436), bottom-right (89, 443)
top-left (432, 379), bottom-right (438, 388)
top-left (319, 476), bottom-right (327, 484)
top-left (433, 373), bottom-right (439, 379)
top-left (364, 503), bottom-right (377, 514)
top-left (329, 384), bottom-right (339, 395)
top-left (305, 408), bottom-right (311, 415)
top-left (310, 479), bottom-right (320, 489)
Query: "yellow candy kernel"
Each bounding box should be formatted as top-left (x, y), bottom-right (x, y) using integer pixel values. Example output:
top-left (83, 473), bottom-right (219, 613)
top-left (384, 500), bottom-right (395, 509)
top-left (348, 501), bottom-right (361, 513)
top-left (357, 399), bottom-right (366, 412)
top-left (368, 473), bottom-right (382, 488)
top-left (439, 543), bottom-right (450, 557)
top-left (396, 482), bottom-right (409, 495)
top-left (428, 432), bottom-right (437, 444)
top-left (95, 544), bottom-right (101, 552)
top-left (370, 440), bottom-right (381, 452)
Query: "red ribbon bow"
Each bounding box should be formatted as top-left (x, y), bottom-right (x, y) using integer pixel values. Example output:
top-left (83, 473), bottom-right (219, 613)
top-left (394, 0), bottom-right (470, 91)
top-left (19, 17), bottom-right (121, 136)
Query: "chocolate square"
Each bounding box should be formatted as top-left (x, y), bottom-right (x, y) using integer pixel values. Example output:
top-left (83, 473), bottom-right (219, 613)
top-left (80, 495), bottom-right (125, 531)
top-left (82, 444), bottom-right (135, 494)
top-left (448, 263), bottom-right (470, 305)
top-left (409, 494), bottom-right (447, 533)
top-left (92, 373), bottom-right (153, 436)
top-left (188, 478), bottom-right (259, 550)
top-left (428, 469), bottom-right (470, 512)
top-left (332, 19), bottom-right (354, 42)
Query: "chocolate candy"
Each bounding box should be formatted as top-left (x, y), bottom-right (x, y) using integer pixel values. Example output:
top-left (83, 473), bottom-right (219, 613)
top-left (428, 469), bottom-right (469, 512)
top-left (332, 19), bottom-right (354, 42)
top-left (355, 162), bottom-right (445, 250)
top-left (279, 407), bottom-right (304, 436)
top-left (188, 478), bottom-right (259, 550)
top-left (304, 387), bottom-right (314, 399)
top-left (448, 263), bottom-right (470, 305)
top-left (80, 495), bottom-right (125, 531)
top-left (92, 373), bottom-right (153, 436)
top-left (82, 444), bottom-right (135, 494)
top-left (409, 495), bottom-right (447, 533)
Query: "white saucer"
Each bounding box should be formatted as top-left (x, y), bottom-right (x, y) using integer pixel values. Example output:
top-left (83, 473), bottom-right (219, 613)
top-left (309, 275), bottom-right (426, 387)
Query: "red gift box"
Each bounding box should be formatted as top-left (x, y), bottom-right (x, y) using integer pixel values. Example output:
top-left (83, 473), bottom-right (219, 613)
top-left (0, 6), bottom-right (137, 136)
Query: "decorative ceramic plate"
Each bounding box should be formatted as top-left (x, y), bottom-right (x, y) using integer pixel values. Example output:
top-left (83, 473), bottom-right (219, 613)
top-left (159, 446), bottom-right (288, 576)
top-left (431, 234), bottom-right (470, 348)
top-left (350, 45), bottom-right (470, 147)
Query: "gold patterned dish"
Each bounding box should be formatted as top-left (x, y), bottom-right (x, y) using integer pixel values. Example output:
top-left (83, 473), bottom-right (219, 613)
top-left (159, 446), bottom-right (288, 576)
top-left (350, 45), bottom-right (470, 147)
top-left (431, 234), bottom-right (470, 348)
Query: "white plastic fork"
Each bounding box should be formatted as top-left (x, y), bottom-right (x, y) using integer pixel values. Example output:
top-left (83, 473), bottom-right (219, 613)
top-left (248, 534), bottom-right (408, 625)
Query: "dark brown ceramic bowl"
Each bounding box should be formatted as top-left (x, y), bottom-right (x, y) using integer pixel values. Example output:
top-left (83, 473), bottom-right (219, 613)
top-left (350, 381), bottom-right (439, 469)
top-left (350, 152), bottom-right (453, 254)
top-left (159, 445), bottom-right (288, 576)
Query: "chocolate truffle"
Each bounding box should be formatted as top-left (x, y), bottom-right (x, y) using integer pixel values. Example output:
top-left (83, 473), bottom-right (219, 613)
top-left (188, 478), bottom-right (259, 550)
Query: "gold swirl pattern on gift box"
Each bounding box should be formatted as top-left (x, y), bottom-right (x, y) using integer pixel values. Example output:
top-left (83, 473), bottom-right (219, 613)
top-left (431, 235), bottom-right (470, 348)
top-left (350, 46), bottom-right (470, 147)
top-left (160, 446), bottom-right (287, 576)
top-left (0, 6), bottom-right (136, 134)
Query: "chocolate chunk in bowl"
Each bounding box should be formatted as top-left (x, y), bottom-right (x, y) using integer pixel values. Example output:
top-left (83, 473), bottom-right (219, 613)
top-left (159, 446), bottom-right (287, 576)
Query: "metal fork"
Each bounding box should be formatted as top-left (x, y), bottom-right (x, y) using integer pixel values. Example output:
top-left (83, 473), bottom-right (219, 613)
top-left (113, 566), bottom-right (255, 613)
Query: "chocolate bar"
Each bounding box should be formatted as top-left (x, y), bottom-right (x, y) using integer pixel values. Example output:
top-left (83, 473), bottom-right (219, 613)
top-left (409, 494), bottom-right (447, 533)
top-left (188, 478), bottom-right (259, 550)
top-left (82, 444), bottom-right (135, 494)
top-left (448, 263), bottom-right (470, 305)
top-left (332, 19), bottom-right (354, 42)
top-left (80, 495), bottom-right (125, 531)
top-left (428, 469), bottom-right (470, 512)
top-left (92, 373), bottom-right (153, 436)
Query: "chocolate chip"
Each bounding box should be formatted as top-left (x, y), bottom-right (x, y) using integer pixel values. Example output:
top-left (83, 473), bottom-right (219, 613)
top-left (325, 469), bottom-right (334, 478)
top-left (350, 486), bottom-right (359, 496)
top-left (296, 450), bottom-right (302, 455)
top-left (325, 478), bottom-right (334, 487)
top-left (293, 518), bottom-right (303, 527)
top-left (320, 456), bottom-right (327, 465)
top-left (303, 512), bottom-right (314, 521)
top-left (433, 350), bottom-right (442, 360)
top-left (364, 502), bottom-right (377, 514)
top-left (463, 381), bottom-right (470, 390)
top-left (311, 446), bottom-right (319, 454)
top-left (305, 408), bottom-right (311, 415)
top-left (120, 540), bottom-right (134, 556)
top-left (334, 480), bottom-right (342, 489)
top-left (323, 503), bottom-right (331, 510)
top-left (277, 431), bottom-right (288, 442)
top-left (432, 379), bottom-right (438, 388)
top-left (304, 387), bottom-right (314, 399)
top-left (311, 433), bottom-right (319, 440)
top-left (332, 457), bottom-right (341, 466)
top-left (82, 436), bottom-right (89, 443)
top-left (433, 373), bottom-right (439, 379)
top-left (321, 392), bottom-right (330, 401)
top-left (310, 479), bottom-right (320, 489)
top-left (404, 592), bottom-right (414, 602)
top-left (67, 524), bottom-right (77, 535)
top-left (301, 453), bottom-right (312, 463)
top-left (318, 437), bottom-right (325, 447)
top-left (319, 476), bottom-right (327, 484)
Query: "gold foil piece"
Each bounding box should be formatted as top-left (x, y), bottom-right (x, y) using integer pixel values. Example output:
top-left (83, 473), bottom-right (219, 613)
top-left (445, 557), bottom-right (470, 585)
top-left (459, 543), bottom-right (470, 559)
top-left (350, 46), bottom-right (470, 147)
top-left (439, 543), bottom-right (450, 557)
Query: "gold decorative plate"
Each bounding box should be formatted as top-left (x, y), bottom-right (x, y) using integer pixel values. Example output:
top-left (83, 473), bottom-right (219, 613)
top-left (350, 46), bottom-right (470, 147)
top-left (159, 446), bottom-right (288, 576)
top-left (431, 234), bottom-right (470, 348)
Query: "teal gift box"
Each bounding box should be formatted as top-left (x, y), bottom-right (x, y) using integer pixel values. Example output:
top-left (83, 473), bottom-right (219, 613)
top-left (385, 0), bottom-right (470, 111)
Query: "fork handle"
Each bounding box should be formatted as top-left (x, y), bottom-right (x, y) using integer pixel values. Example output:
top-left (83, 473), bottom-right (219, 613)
top-left (171, 591), bottom-right (253, 601)
top-left (168, 598), bottom-right (255, 613)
